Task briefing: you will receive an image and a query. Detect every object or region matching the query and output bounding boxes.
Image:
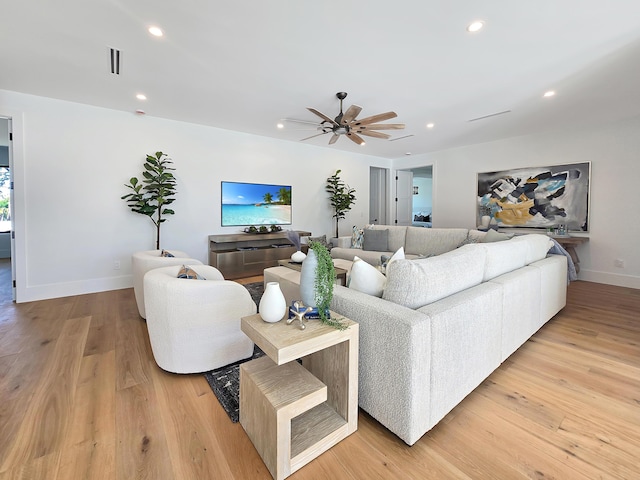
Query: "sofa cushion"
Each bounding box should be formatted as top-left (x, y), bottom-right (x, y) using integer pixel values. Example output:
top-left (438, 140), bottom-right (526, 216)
top-left (465, 240), bottom-right (528, 281)
top-left (509, 234), bottom-right (553, 264)
top-left (348, 256), bottom-right (386, 297)
top-left (404, 227), bottom-right (470, 257)
top-left (363, 228), bottom-right (389, 252)
top-left (382, 246), bottom-right (486, 309)
top-left (480, 229), bottom-right (512, 243)
top-left (369, 225), bottom-right (407, 252)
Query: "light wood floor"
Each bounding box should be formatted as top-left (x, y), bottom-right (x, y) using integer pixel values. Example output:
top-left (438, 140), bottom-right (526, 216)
top-left (0, 265), bottom-right (638, 479)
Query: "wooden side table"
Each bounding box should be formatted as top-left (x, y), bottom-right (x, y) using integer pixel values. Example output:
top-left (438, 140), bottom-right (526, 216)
top-left (240, 313), bottom-right (358, 480)
top-left (552, 236), bottom-right (588, 273)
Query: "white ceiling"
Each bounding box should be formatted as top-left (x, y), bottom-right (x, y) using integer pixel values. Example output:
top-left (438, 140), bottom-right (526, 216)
top-left (2, 1), bottom-right (640, 159)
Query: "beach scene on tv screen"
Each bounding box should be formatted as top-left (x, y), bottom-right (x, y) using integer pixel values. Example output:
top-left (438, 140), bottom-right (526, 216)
top-left (222, 182), bottom-right (292, 226)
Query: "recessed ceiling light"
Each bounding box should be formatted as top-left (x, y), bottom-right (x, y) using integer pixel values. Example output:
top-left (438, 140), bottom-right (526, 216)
top-left (405, 152), bottom-right (412, 156)
top-left (543, 90), bottom-right (556, 98)
top-left (426, 123), bottom-right (435, 129)
top-left (136, 93), bottom-right (147, 100)
top-left (276, 123), bottom-right (284, 129)
top-left (467, 21), bottom-right (484, 33)
top-left (148, 26), bottom-right (164, 37)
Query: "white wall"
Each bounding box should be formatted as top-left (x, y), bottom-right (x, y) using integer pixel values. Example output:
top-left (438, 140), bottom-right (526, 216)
top-left (0, 89), bottom-right (390, 302)
top-left (394, 116), bottom-right (640, 289)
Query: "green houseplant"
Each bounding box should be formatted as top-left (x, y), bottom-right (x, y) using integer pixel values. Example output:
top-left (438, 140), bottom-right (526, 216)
top-left (304, 241), bottom-right (346, 330)
top-left (121, 151), bottom-right (177, 249)
top-left (326, 169), bottom-right (356, 239)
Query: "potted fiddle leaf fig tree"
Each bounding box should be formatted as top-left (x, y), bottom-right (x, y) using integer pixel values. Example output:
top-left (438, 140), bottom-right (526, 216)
top-left (326, 169), bottom-right (356, 239)
top-left (121, 151), bottom-right (177, 249)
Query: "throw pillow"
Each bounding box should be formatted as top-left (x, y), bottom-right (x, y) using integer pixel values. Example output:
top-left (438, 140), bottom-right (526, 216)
top-left (362, 229), bottom-right (389, 251)
top-left (351, 226), bottom-right (364, 249)
top-left (160, 249), bottom-right (175, 257)
top-left (457, 235), bottom-right (480, 248)
top-left (177, 265), bottom-right (206, 280)
top-left (380, 247), bottom-right (405, 274)
top-left (481, 229), bottom-right (511, 243)
top-left (347, 256), bottom-right (386, 297)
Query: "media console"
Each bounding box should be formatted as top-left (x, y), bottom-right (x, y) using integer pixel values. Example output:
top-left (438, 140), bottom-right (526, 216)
top-left (208, 231), bottom-right (311, 279)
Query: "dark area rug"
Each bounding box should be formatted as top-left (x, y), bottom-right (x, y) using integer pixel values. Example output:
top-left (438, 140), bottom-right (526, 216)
top-left (203, 281), bottom-right (264, 423)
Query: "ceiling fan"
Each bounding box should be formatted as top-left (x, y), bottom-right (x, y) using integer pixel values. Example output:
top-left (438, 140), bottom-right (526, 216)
top-left (290, 92), bottom-right (405, 146)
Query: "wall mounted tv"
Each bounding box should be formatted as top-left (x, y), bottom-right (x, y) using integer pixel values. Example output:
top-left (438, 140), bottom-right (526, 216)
top-left (221, 181), bottom-right (292, 227)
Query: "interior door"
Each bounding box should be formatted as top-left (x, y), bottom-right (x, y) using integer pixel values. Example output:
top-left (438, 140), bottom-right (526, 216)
top-left (369, 167), bottom-right (387, 224)
top-left (395, 170), bottom-right (413, 226)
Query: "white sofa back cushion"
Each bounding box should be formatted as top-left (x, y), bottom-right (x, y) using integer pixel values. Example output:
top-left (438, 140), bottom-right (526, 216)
top-left (383, 246), bottom-right (486, 309)
top-left (509, 234), bottom-right (553, 264)
top-left (404, 227), bottom-right (469, 257)
top-left (465, 241), bottom-right (528, 282)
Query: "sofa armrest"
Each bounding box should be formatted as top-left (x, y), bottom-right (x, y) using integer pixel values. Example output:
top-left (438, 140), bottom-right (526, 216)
top-left (330, 285), bottom-right (432, 445)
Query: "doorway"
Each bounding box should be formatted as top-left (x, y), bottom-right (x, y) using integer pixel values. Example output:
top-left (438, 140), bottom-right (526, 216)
top-left (369, 167), bottom-right (388, 225)
top-left (0, 117), bottom-right (14, 301)
top-left (396, 165), bottom-right (433, 227)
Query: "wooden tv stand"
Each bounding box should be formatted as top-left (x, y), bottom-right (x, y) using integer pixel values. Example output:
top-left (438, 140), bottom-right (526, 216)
top-left (208, 231), bottom-right (311, 279)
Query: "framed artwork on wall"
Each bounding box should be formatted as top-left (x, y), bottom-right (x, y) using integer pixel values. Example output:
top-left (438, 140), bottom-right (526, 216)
top-left (477, 162), bottom-right (590, 232)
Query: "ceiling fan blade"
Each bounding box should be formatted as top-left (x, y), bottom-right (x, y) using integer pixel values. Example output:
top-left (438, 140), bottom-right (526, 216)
top-left (307, 107), bottom-right (339, 126)
top-left (357, 130), bottom-right (390, 139)
top-left (352, 111), bottom-right (397, 126)
top-left (328, 134), bottom-right (340, 145)
top-left (355, 123), bottom-right (405, 131)
top-left (300, 131), bottom-right (329, 141)
top-left (283, 118), bottom-right (321, 126)
top-left (341, 105), bottom-right (362, 125)
top-left (346, 132), bottom-right (366, 145)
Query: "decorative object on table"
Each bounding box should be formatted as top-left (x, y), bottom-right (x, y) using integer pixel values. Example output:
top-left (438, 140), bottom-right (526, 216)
top-left (299, 241), bottom-right (347, 330)
top-left (121, 151), bottom-right (177, 249)
top-left (269, 224), bottom-right (282, 232)
top-left (326, 169), bottom-right (356, 238)
top-left (286, 301), bottom-right (313, 330)
top-left (290, 250), bottom-right (306, 263)
top-left (243, 225), bottom-right (258, 233)
top-left (477, 162), bottom-right (590, 232)
top-left (258, 281), bottom-right (287, 323)
top-left (286, 229), bottom-right (306, 262)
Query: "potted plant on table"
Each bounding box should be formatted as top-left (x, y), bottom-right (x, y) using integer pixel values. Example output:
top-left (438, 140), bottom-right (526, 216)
top-left (121, 151), bottom-right (177, 249)
top-left (300, 241), bottom-right (346, 330)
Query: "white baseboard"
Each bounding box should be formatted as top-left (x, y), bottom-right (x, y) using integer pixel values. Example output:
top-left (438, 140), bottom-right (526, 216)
top-left (17, 275), bottom-right (133, 303)
top-left (578, 269), bottom-right (640, 289)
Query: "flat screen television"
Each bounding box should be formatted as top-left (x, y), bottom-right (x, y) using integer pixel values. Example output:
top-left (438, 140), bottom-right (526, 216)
top-left (221, 181), bottom-right (292, 227)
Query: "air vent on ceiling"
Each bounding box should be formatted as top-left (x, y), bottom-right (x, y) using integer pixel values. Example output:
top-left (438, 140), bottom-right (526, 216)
top-left (467, 110), bottom-right (511, 122)
top-left (389, 134), bottom-right (415, 142)
top-left (109, 47), bottom-right (121, 75)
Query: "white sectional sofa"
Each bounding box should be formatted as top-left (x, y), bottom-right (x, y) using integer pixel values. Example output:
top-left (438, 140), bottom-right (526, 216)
top-left (328, 226), bottom-right (567, 445)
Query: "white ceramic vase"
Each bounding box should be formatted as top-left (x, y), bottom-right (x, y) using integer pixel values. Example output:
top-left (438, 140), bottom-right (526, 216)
top-left (481, 215), bottom-right (491, 228)
top-left (291, 250), bottom-right (306, 263)
top-left (259, 282), bottom-right (287, 323)
top-left (299, 249), bottom-right (318, 307)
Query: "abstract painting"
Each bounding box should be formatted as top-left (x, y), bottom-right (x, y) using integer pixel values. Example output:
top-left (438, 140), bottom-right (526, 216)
top-left (477, 162), bottom-right (590, 232)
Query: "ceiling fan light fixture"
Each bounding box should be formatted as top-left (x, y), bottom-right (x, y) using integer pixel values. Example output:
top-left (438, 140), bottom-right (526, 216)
top-left (467, 20), bottom-right (484, 33)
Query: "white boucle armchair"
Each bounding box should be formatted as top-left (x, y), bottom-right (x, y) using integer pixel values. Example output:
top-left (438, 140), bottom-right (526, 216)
top-left (143, 264), bottom-right (256, 374)
top-left (132, 249), bottom-right (202, 319)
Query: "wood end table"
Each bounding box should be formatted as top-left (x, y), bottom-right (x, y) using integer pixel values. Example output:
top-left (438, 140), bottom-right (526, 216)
top-left (240, 313), bottom-right (358, 480)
